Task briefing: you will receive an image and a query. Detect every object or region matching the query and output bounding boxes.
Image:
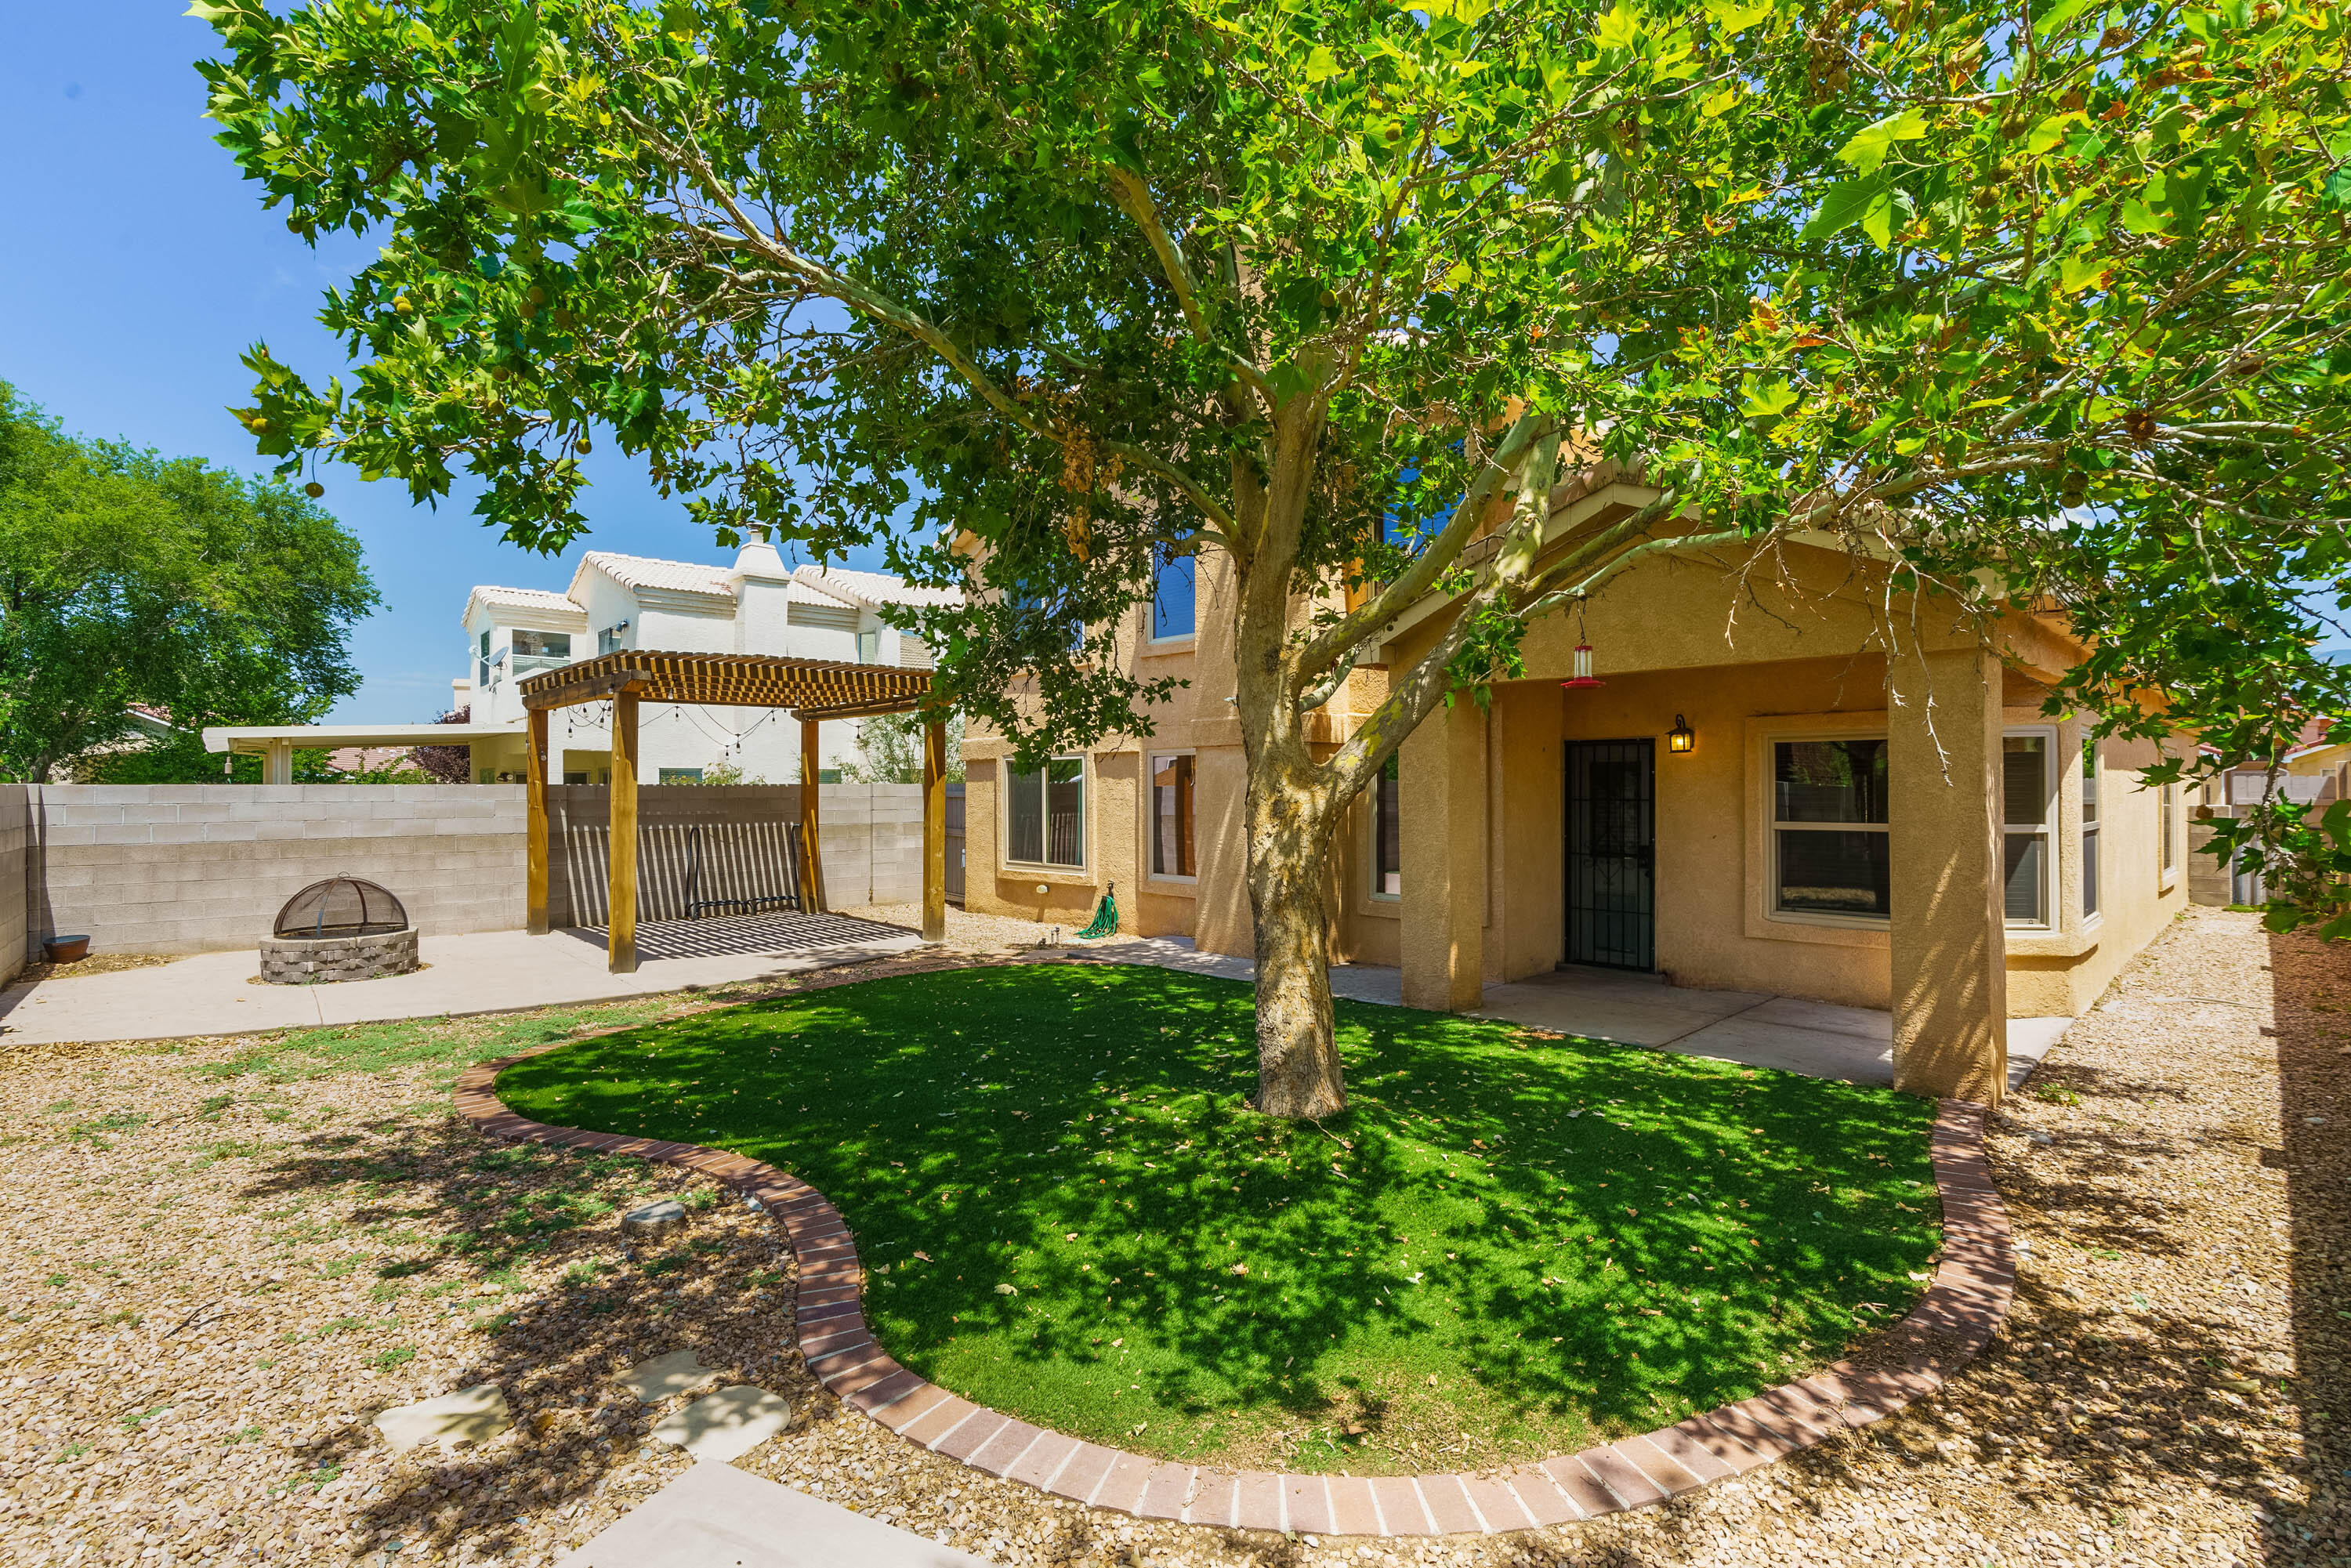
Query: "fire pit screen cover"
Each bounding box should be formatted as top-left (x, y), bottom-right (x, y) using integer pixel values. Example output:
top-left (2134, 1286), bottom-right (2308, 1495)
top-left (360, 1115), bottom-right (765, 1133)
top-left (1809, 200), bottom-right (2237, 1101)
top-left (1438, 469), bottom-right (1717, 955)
top-left (273, 877), bottom-right (409, 939)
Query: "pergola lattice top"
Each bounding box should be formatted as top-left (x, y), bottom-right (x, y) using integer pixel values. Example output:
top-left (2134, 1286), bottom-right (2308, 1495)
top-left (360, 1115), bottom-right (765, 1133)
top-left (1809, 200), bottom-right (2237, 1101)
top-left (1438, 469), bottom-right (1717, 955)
top-left (519, 650), bottom-right (935, 721)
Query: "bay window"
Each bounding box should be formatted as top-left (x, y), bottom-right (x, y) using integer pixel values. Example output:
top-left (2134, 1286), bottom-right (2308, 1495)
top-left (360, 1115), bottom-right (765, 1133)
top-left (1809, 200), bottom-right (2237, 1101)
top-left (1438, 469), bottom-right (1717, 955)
top-left (2081, 738), bottom-right (2102, 918)
top-left (2002, 732), bottom-right (2054, 925)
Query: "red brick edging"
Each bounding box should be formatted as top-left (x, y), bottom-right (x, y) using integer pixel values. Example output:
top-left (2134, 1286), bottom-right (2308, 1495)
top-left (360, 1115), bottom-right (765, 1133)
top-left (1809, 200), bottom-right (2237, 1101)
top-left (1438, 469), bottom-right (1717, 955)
top-left (454, 1052), bottom-right (2010, 1537)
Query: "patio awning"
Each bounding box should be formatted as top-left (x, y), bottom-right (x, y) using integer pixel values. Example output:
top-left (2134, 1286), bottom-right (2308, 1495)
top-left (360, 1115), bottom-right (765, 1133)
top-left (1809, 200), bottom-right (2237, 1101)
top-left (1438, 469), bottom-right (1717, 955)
top-left (513, 651), bottom-right (949, 974)
top-left (517, 650), bottom-right (935, 720)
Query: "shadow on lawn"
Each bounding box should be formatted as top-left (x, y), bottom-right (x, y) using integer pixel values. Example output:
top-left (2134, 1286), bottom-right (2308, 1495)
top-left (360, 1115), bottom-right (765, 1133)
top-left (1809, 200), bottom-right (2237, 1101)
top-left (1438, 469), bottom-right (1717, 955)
top-left (231, 1102), bottom-right (813, 1564)
top-left (492, 961), bottom-right (1945, 1470)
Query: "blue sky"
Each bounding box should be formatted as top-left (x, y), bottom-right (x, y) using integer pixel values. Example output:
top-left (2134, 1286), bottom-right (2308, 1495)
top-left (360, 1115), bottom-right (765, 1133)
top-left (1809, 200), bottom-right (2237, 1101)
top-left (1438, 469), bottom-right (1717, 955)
top-left (0, 9), bottom-right (895, 724)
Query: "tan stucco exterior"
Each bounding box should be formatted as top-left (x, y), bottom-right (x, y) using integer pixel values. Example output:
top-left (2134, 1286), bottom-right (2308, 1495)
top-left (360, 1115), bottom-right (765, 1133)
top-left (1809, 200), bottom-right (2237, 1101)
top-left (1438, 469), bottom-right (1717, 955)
top-left (962, 482), bottom-right (2192, 1104)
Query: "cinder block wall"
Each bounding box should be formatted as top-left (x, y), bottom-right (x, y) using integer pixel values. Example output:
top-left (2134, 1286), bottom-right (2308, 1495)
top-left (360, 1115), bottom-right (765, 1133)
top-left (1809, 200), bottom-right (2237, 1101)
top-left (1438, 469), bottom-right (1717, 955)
top-left (25, 785), bottom-right (527, 958)
top-left (20, 783), bottom-right (937, 961)
top-left (0, 785), bottom-right (28, 983)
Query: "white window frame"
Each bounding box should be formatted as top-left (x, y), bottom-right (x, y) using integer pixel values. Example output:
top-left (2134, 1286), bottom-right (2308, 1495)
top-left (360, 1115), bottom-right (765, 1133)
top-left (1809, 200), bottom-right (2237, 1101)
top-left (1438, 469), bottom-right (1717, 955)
top-left (1003, 754), bottom-right (1088, 871)
top-left (1766, 731), bottom-right (1891, 928)
top-left (2002, 726), bottom-right (2057, 930)
top-left (1146, 750), bottom-right (1198, 884)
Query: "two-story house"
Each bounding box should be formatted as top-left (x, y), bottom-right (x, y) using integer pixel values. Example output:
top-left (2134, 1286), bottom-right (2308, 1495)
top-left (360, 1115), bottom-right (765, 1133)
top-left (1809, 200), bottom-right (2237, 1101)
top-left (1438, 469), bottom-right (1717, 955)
top-left (958, 465), bottom-right (2196, 1103)
top-left (458, 537), bottom-right (957, 784)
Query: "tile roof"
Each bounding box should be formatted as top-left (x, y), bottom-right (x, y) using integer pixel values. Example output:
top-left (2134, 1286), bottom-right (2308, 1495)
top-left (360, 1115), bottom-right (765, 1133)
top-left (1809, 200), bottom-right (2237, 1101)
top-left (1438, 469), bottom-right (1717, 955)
top-left (475, 585), bottom-right (581, 608)
top-left (578, 551), bottom-right (734, 597)
top-left (791, 563), bottom-right (963, 610)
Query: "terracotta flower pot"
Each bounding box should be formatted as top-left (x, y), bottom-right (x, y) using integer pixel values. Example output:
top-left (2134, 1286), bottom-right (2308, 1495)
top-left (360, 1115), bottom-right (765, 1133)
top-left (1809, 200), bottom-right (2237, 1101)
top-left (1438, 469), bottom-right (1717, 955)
top-left (42, 936), bottom-right (90, 964)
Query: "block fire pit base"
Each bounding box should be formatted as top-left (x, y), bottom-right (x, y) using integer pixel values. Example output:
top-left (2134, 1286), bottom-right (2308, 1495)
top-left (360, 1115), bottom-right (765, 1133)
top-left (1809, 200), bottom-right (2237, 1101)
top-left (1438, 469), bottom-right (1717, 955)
top-left (259, 928), bottom-right (420, 984)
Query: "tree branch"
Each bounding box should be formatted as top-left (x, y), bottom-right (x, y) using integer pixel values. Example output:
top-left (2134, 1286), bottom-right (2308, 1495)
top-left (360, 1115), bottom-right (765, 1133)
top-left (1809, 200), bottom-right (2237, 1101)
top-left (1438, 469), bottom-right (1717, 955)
top-left (1289, 411), bottom-right (1556, 690)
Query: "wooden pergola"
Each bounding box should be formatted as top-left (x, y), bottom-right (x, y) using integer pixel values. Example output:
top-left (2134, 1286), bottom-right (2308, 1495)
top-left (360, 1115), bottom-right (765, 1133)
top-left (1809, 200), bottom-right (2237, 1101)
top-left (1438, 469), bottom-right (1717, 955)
top-left (518, 651), bottom-right (950, 972)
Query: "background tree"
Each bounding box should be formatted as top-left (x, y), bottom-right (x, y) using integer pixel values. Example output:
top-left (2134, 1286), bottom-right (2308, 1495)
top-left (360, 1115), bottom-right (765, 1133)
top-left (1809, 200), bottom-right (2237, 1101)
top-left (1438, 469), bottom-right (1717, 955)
top-left (842, 711), bottom-right (966, 787)
top-left (201, 0), bottom-right (2351, 1114)
top-left (0, 381), bottom-right (378, 783)
top-left (411, 705), bottom-right (476, 784)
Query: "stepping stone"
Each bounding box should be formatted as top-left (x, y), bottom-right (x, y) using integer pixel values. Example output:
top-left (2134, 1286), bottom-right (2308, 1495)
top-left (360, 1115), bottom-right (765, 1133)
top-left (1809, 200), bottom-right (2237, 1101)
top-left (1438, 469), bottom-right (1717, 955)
top-left (621, 1199), bottom-right (688, 1239)
top-left (560, 1461), bottom-right (995, 1567)
top-left (373, 1383), bottom-right (513, 1455)
top-left (619, 1349), bottom-right (721, 1403)
top-left (650, 1385), bottom-right (795, 1463)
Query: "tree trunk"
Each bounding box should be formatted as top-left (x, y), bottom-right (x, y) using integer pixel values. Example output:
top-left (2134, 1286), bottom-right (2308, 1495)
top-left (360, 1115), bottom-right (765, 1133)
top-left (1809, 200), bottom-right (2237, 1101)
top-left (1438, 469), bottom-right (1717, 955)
top-left (1244, 769), bottom-right (1346, 1118)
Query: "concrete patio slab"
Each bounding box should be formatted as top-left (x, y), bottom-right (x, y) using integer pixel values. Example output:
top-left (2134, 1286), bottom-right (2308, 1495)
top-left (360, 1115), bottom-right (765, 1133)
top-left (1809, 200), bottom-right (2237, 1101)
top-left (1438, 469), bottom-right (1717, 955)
top-left (1081, 938), bottom-right (2071, 1092)
top-left (0, 913), bottom-right (922, 1047)
top-left (560, 1461), bottom-right (994, 1568)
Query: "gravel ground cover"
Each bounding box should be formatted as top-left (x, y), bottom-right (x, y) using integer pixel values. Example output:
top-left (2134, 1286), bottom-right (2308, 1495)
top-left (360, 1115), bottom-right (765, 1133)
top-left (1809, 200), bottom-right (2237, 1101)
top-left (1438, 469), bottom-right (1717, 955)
top-left (0, 908), bottom-right (2341, 1568)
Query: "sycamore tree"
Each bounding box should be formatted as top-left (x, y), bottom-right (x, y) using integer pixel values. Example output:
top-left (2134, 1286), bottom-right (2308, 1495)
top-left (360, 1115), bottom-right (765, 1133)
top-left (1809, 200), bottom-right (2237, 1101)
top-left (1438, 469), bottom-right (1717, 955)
top-left (201, 0), bottom-right (2350, 1114)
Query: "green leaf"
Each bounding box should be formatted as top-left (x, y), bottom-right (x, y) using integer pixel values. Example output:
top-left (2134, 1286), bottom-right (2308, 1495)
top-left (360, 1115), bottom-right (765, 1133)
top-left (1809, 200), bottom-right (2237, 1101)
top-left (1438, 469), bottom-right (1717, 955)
top-left (1855, 186), bottom-right (1915, 249)
top-left (1701, 85), bottom-right (1740, 119)
top-left (1835, 107), bottom-right (1928, 175)
top-left (1800, 175), bottom-right (1889, 241)
top-left (2325, 168), bottom-right (2351, 211)
top-left (1740, 376), bottom-right (1799, 419)
top-left (2119, 198), bottom-right (2168, 235)
top-left (1702, 0), bottom-right (1773, 33)
top-left (2030, 0), bottom-right (2097, 40)
top-left (2026, 114), bottom-right (2085, 155)
top-left (2059, 253), bottom-right (2109, 295)
top-left (1593, 2), bottom-right (1642, 50)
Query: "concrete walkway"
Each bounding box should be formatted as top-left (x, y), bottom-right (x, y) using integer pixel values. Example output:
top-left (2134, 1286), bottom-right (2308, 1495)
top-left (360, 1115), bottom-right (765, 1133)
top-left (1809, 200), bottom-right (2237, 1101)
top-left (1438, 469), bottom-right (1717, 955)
top-left (1085, 935), bottom-right (2068, 1092)
top-left (1, 914), bottom-right (2068, 1090)
top-left (559, 1461), bottom-right (994, 1568)
top-left (0, 912), bottom-right (922, 1047)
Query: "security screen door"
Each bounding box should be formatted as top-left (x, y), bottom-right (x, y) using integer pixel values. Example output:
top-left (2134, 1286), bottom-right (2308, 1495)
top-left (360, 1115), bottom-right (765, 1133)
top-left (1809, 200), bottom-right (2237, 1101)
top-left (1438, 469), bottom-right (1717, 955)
top-left (1563, 738), bottom-right (1656, 970)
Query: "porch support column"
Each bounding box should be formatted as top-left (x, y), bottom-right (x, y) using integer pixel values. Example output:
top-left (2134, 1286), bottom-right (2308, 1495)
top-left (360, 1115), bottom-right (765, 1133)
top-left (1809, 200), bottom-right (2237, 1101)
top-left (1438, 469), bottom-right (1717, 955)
top-left (1400, 697), bottom-right (1487, 1012)
top-left (263, 740), bottom-right (294, 785)
top-left (607, 692), bottom-right (639, 974)
top-left (799, 718), bottom-right (826, 913)
top-left (525, 706), bottom-right (550, 936)
top-left (1886, 646), bottom-right (2008, 1103)
top-left (922, 718), bottom-right (948, 942)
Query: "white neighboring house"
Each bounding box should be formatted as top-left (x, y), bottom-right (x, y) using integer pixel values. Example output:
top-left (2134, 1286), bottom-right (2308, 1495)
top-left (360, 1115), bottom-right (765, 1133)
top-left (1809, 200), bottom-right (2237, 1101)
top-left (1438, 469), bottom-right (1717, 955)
top-left (458, 538), bottom-right (958, 784)
top-left (205, 538), bottom-right (956, 784)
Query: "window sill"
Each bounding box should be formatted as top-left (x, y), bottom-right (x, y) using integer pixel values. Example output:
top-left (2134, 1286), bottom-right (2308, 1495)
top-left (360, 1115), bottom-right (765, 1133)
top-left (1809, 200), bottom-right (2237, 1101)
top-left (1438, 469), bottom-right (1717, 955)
top-left (1144, 875), bottom-right (1199, 898)
top-left (1143, 636), bottom-right (1196, 655)
top-left (1146, 873), bottom-right (1198, 886)
top-left (1747, 908), bottom-right (1889, 949)
top-left (998, 864), bottom-right (1094, 888)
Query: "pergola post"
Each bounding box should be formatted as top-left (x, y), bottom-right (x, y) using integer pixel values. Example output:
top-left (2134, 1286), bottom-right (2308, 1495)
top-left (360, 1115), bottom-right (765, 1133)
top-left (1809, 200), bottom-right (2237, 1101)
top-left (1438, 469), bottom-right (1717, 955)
top-left (525, 707), bottom-right (550, 936)
top-left (922, 718), bottom-right (948, 942)
top-left (799, 717), bottom-right (825, 913)
top-left (608, 692), bottom-right (640, 974)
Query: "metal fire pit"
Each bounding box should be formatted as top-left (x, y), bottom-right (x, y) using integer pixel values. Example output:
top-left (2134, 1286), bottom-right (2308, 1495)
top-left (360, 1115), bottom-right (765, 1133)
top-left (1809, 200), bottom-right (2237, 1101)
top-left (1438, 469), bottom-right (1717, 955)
top-left (258, 875), bottom-right (419, 983)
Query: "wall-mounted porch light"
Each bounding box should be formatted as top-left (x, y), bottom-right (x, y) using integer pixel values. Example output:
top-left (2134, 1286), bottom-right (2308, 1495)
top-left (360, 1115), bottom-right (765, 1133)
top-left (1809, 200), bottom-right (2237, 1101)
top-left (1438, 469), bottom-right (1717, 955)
top-left (1561, 643), bottom-right (1605, 690)
top-left (1667, 714), bottom-right (1696, 754)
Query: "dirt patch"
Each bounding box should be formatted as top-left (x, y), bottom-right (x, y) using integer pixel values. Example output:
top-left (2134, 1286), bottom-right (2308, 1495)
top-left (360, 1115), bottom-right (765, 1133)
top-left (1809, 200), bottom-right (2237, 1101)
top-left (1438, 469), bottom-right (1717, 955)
top-left (5, 951), bottom-right (180, 989)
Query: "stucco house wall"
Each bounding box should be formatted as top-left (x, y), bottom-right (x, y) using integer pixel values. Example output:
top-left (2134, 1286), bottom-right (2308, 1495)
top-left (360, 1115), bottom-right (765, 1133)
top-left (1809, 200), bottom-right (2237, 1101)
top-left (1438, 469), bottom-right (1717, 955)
top-left (961, 480), bottom-right (2190, 1063)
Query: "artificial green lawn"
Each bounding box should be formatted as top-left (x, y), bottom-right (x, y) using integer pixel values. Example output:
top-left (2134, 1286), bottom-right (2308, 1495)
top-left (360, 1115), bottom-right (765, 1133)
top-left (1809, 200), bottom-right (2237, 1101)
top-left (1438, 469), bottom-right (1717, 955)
top-left (496, 963), bottom-right (1942, 1472)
